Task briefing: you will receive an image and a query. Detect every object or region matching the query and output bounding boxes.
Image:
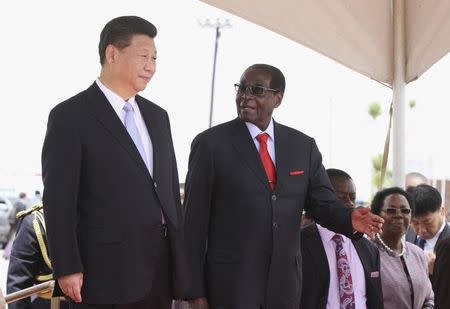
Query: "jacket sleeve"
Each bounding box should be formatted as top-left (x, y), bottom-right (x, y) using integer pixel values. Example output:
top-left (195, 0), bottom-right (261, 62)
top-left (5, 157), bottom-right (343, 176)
top-left (182, 133), bottom-right (215, 299)
top-left (41, 106), bottom-right (83, 278)
top-left (304, 138), bottom-right (358, 239)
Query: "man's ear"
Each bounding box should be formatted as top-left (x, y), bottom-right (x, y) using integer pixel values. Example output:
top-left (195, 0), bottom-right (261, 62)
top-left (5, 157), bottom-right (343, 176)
top-left (104, 44), bottom-right (116, 65)
top-left (440, 205), bottom-right (446, 218)
top-left (274, 91), bottom-right (284, 108)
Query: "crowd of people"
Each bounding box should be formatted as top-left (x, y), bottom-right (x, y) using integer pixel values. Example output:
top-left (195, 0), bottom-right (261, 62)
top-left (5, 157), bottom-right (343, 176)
top-left (3, 14), bottom-right (450, 309)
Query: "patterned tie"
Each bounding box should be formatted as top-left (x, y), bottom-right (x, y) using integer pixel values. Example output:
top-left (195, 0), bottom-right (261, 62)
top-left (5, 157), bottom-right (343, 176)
top-left (332, 234), bottom-right (355, 309)
top-left (123, 102), bottom-right (148, 167)
top-left (256, 133), bottom-right (276, 190)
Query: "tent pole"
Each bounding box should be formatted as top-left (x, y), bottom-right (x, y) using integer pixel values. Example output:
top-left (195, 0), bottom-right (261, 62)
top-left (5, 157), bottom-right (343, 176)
top-left (392, 0), bottom-right (406, 187)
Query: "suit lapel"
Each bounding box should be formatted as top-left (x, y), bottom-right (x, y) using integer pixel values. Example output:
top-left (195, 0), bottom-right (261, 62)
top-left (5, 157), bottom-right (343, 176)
top-left (273, 121), bottom-right (289, 192)
top-left (436, 223), bottom-right (450, 249)
top-left (88, 83), bottom-right (152, 184)
top-left (352, 240), bottom-right (372, 283)
top-left (304, 224), bottom-right (329, 283)
top-left (136, 97), bottom-right (178, 226)
top-left (230, 118), bottom-right (270, 190)
top-left (136, 97), bottom-right (159, 180)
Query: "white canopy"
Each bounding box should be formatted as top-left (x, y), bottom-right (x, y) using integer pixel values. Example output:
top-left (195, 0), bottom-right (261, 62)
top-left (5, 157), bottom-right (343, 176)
top-left (200, 0), bottom-right (450, 186)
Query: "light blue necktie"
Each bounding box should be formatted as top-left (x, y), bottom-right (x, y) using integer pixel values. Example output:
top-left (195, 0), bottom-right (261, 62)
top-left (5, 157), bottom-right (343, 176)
top-left (123, 102), bottom-right (148, 167)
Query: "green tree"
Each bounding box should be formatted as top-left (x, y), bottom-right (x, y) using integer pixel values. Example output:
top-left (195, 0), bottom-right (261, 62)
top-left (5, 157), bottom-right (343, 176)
top-left (368, 102), bottom-right (381, 120)
top-left (371, 154), bottom-right (393, 188)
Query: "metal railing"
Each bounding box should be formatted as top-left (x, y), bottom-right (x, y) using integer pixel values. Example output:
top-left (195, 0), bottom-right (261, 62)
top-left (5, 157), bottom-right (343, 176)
top-left (5, 280), bottom-right (60, 309)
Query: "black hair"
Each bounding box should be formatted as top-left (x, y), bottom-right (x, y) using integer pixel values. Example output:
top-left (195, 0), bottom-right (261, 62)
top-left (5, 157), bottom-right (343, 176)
top-left (99, 16), bottom-right (157, 65)
top-left (406, 184), bottom-right (442, 216)
top-left (326, 168), bottom-right (352, 181)
top-left (246, 64), bottom-right (286, 93)
top-left (371, 187), bottom-right (415, 216)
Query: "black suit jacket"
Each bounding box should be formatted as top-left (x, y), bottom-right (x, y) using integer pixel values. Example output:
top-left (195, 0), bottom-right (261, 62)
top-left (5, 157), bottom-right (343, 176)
top-left (406, 223), bottom-right (450, 251)
top-left (42, 83), bottom-right (186, 304)
top-left (433, 236), bottom-right (450, 308)
top-left (300, 223), bottom-right (384, 309)
top-left (182, 118), bottom-right (359, 309)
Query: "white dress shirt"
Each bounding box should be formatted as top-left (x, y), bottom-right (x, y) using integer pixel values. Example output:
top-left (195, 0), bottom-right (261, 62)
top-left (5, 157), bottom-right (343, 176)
top-left (317, 224), bottom-right (367, 309)
top-left (423, 220), bottom-right (447, 253)
top-left (96, 79), bottom-right (154, 176)
top-left (245, 118), bottom-right (276, 165)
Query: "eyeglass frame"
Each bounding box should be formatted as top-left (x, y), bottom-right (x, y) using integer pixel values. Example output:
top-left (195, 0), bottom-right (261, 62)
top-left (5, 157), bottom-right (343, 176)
top-left (382, 207), bottom-right (412, 215)
top-left (234, 83), bottom-right (280, 97)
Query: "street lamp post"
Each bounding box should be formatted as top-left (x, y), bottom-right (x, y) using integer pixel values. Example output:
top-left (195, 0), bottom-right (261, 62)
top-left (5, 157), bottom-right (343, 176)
top-left (199, 18), bottom-right (231, 128)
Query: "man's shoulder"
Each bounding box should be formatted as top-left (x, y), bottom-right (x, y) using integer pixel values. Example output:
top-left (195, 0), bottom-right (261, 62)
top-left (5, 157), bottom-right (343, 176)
top-left (301, 222), bottom-right (320, 240)
top-left (135, 95), bottom-right (167, 115)
top-left (51, 83), bottom-right (95, 115)
top-left (275, 121), bottom-right (314, 142)
top-left (352, 236), bottom-right (378, 255)
top-left (193, 118), bottom-right (239, 141)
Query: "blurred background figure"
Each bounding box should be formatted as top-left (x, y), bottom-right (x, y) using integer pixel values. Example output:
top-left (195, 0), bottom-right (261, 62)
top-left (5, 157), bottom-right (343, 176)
top-left (406, 184), bottom-right (449, 276)
top-left (405, 172), bottom-right (430, 188)
top-left (0, 196), bottom-right (13, 250)
top-left (371, 187), bottom-right (434, 309)
top-left (300, 168), bottom-right (384, 309)
top-left (13, 193), bottom-right (27, 215)
top-left (3, 193), bottom-right (28, 259)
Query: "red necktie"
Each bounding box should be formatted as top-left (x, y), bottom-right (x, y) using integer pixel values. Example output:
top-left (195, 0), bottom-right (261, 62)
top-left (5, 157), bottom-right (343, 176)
top-left (256, 133), bottom-right (276, 190)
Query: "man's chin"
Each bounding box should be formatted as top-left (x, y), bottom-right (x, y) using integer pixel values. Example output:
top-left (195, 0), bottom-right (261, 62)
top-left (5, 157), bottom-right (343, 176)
top-left (239, 110), bottom-right (255, 123)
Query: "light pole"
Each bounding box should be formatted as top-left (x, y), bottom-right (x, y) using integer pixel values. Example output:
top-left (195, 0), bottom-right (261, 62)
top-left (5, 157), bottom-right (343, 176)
top-left (198, 18), bottom-right (231, 128)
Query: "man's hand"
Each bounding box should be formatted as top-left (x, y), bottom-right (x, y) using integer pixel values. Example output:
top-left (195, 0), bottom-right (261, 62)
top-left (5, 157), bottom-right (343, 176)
top-left (58, 272), bottom-right (83, 303)
top-left (426, 251), bottom-right (436, 275)
top-left (188, 297), bottom-right (209, 309)
top-left (352, 207), bottom-right (384, 239)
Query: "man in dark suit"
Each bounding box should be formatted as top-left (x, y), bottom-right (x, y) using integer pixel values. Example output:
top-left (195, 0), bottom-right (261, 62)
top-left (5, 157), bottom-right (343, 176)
top-left (41, 16), bottom-right (185, 308)
top-left (406, 184), bottom-right (450, 275)
top-left (182, 64), bottom-right (383, 309)
top-left (433, 236), bottom-right (450, 308)
top-left (300, 169), bottom-right (384, 309)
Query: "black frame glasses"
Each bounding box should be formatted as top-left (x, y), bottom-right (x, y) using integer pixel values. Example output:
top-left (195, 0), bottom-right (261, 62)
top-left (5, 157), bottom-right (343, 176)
top-left (234, 83), bottom-right (279, 97)
top-left (383, 207), bottom-right (411, 215)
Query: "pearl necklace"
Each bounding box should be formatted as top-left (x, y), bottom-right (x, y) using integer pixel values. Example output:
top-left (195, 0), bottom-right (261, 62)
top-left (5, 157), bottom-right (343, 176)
top-left (376, 233), bottom-right (406, 257)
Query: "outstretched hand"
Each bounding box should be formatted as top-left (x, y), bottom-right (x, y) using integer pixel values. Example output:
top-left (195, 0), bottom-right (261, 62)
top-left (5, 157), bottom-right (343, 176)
top-left (352, 207), bottom-right (384, 239)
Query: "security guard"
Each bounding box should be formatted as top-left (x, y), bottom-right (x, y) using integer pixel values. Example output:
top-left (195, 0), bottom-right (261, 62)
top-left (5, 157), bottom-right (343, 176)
top-left (7, 204), bottom-right (68, 309)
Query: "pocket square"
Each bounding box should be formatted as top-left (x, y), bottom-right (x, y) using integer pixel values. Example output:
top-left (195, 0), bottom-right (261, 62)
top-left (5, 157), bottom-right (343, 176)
top-left (370, 271), bottom-right (379, 278)
top-left (289, 170), bottom-right (304, 176)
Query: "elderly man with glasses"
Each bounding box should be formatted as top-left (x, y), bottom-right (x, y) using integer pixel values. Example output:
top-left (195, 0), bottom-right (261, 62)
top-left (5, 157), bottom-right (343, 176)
top-left (182, 64), bottom-right (384, 309)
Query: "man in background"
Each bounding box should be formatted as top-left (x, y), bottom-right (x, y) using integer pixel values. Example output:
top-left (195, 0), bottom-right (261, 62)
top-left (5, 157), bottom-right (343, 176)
top-left (301, 168), bottom-right (383, 309)
top-left (407, 184), bottom-right (449, 275)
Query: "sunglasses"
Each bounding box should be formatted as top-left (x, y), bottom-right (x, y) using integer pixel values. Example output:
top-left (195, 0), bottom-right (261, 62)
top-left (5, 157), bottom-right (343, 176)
top-left (234, 83), bottom-right (279, 97)
top-left (383, 207), bottom-right (411, 215)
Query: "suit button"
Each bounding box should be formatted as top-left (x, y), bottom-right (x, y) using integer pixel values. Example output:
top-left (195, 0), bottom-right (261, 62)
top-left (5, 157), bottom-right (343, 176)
top-left (154, 182), bottom-right (157, 188)
top-left (271, 194), bottom-right (277, 201)
top-left (273, 222), bottom-right (278, 229)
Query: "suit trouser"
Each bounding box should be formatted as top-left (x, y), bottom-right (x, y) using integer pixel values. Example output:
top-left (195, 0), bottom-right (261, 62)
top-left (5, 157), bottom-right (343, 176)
top-left (73, 226), bottom-right (171, 309)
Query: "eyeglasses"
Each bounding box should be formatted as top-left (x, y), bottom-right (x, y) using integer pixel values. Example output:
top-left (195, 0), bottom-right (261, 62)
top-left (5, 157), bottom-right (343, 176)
top-left (383, 207), bottom-right (411, 215)
top-left (234, 83), bottom-right (279, 97)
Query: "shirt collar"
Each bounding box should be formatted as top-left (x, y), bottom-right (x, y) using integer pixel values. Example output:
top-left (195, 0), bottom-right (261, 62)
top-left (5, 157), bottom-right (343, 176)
top-left (426, 219), bottom-right (447, 247)
top-left (245, 118), bottom-right (275, 141)
top-left (96, 79), bottom-right (137, 112)
top-left (316, 223), bottom-right (348, 244)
